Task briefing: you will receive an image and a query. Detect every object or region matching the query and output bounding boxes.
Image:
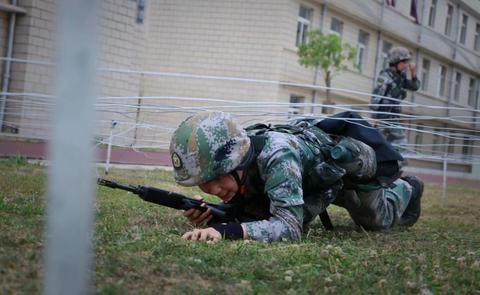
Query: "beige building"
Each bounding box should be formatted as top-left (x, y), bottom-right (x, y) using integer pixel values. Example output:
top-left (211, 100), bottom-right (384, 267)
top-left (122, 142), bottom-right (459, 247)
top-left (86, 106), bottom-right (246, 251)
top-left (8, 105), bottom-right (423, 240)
top-left (0, 0), bottom-right (479, 175)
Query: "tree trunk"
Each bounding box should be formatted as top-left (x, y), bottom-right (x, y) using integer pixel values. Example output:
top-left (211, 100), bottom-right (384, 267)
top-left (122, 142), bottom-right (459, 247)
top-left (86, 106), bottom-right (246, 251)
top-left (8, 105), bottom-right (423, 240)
top-left (311, 66), bottom-right (320, 114)
top-left (322, 71), bottom-right (334, 114)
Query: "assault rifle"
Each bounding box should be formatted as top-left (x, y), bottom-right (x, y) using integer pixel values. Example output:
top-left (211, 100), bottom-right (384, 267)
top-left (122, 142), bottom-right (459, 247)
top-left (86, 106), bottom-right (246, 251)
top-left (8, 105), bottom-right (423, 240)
top-left (97, 178), bottom-right (237, 223)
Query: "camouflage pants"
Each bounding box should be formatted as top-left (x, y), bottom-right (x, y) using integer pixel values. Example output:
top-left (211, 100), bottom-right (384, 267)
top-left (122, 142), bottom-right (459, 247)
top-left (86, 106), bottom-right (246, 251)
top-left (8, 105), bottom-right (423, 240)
top-left (332, 178), bottom-right (413, 230)
top-left (377, 117), bottom-right (407, 147)
top-left (377, 118), bottom-right (408, 167)
top-left (381, 127), bottom-right (407, 147)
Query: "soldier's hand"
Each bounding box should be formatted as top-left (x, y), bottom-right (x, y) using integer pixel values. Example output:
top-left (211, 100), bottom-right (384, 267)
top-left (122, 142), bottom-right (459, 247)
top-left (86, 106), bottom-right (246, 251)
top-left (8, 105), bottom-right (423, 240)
top-left (183, 195), bottom-right (213, 226)
top-left (182, 227), bottom-right (221, 241)
top-left (408, 62), bottom-right (416, 74)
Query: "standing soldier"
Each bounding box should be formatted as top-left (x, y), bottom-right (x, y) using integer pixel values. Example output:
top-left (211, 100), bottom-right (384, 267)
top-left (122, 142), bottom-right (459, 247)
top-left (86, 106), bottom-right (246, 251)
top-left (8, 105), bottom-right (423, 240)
top-left (170, 111), bottom-right (424, 242)
top-left (370, 46), bottom-right (421, 149)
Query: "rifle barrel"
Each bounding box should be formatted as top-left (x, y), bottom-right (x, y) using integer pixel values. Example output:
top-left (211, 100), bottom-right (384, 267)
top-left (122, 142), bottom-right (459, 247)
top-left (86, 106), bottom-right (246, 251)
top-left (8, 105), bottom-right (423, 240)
top-left (97, 178), bottom-right (139, 194)
top-left (97, 178), bottom-right (235, 223)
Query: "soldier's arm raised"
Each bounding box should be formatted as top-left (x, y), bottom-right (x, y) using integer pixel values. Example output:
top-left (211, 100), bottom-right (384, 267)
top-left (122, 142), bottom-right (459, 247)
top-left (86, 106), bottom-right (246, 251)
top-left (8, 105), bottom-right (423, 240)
top-left (404, 63), bottom-right (421, 91)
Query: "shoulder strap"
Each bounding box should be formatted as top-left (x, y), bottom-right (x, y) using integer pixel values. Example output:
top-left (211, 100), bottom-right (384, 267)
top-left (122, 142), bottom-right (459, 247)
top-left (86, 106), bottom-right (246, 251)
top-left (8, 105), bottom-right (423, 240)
top-left (249, 135), bottom-right (266, 156)
top-left (245, 122), bottom-right (335, 231)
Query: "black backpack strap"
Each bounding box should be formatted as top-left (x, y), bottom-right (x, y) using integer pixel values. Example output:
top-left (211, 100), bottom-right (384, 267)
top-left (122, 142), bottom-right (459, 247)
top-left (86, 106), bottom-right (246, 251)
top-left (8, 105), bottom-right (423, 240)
top-left (249, 135), bottom-right (266, 155)
top-left (245, 123), bottom-right (271, 135)
top-left (319, 210), bottom-right (334, 231)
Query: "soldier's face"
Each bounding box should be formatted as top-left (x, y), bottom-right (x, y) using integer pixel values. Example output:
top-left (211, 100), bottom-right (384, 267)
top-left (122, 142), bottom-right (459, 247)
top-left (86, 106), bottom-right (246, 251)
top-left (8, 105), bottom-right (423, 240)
top-left (397, 60), bottom-right (409, 72)
top-left (198, 172), bottom-right (241, 202)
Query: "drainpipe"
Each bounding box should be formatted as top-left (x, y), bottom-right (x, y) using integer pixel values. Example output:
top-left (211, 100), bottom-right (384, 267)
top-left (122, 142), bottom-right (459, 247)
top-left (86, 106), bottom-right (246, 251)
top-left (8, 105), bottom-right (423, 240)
top-left (373, 30), bottom-right (382, 88)
top-left (372, 0), bottom-right (385, 87)
top-left (0, 0), bottom-right (22, 131)
top-left (319, 1), bottom-right (327, 33)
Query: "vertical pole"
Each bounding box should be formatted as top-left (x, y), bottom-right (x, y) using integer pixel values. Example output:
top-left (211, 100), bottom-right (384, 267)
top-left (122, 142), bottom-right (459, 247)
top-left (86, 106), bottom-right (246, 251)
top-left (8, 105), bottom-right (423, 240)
top-left (311, 66), bottom-right (319, 114)
top-left (133, 73), bottom-right (145, 145)
top-left (44, 0), bottom-right (98, 294)
top-left (442, 154), bottom-right (448, 198)
top-left (105, 121), bottom-right (117, 175)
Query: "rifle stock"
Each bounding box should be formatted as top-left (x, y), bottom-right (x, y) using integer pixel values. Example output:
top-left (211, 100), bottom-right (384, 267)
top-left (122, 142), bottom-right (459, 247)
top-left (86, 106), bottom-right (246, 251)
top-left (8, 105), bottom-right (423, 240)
top-left (97, 178), bottom-right (236, 223)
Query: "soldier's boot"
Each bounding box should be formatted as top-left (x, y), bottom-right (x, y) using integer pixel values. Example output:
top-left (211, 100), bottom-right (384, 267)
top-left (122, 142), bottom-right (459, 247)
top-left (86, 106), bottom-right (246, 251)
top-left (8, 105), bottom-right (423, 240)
top-left (398, 176), bottom-right (424, 227)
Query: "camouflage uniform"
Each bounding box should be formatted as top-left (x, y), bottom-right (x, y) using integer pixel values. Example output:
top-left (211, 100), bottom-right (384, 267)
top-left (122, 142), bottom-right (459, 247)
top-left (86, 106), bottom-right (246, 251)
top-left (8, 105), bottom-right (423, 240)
top-left (171, 112), bottom-right (415, 242)
top-left (371, 47), bottom-right (420, 147)
top-left (238, 130), bottom-right (413, 242)
top-left (371, 68), bottom-right (420, 146)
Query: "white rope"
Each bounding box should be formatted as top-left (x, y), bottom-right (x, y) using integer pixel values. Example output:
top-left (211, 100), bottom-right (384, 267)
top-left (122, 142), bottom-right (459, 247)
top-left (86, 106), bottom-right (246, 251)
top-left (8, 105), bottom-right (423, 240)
top-left (1, 58), bottom-right (480, 163)
top-left (5, 101), bottom-right (480, 141)
top-left (0, 57), bottom-right (478, 113)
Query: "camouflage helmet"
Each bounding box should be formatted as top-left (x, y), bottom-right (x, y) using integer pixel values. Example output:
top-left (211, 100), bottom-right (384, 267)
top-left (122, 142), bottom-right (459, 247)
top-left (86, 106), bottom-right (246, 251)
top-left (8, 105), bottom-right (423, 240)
top-left (387, 47), bottom-right (411, 65)
top-left (170, 111), bottom-right (251, 186)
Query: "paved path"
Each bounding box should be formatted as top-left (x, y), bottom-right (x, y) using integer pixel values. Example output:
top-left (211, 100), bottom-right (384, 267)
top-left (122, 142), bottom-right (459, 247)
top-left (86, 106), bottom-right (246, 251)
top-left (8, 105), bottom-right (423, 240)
top-left (1, 139), bottom-right (479, 188)
top-left (0, 139), bottom-right (170, 166)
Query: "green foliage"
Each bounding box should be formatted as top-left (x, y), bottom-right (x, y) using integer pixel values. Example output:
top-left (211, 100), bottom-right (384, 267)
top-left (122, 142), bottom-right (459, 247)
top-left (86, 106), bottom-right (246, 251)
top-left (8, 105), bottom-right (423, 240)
top-left (297, 30), bottom-right (356, 109)
top-left (1, 162), bottom-right (480, 294)
top-left (298, 30), bottom-right (356, 75)
top-left (1, 155), bottom-right (29, 166)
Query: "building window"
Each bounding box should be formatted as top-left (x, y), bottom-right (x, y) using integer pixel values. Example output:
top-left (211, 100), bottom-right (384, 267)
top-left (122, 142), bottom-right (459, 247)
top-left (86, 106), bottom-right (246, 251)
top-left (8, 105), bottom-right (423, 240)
top-left (289, 95), bottom-right (305, 116)
top-left (381, 41), bottom-right (392, 69)
top-left (444, 4), bottom-right (454, 36)
top-left (477, 80), bottom-right (480, 109)
top-left (453, 72), bottom-right (462, 102)
top-left (356, 30), bottom-right (369, 72)
top-left (136, 0), bottom-right (146, 24)
top-left (432, 128), bottom-right (441, 153)
top-left (475, 23), bottom-right (480, 51)
top-left (330, 17), bottom-right (344, 37)
top-left (468, 78), bottom-right (477, 108)
top-left (414, 124), bottom-right (424, 152)
top-left (296, 5), bottom-right (313, 46)
top-left (410, 0), bottom-right (419, 24)
top-left (447, 134), bottom-right (455, 154)
top-left (386, 0), bottom-right (396, 7)
top-left (428, 0), bottom-right (437, 28)
top-left (438, 65), bottom-right (447, 97)
top-left (459, 14), bottom-right (468, 45)
top-left (462, 138), bottom-right (472, 159)
top-left (421, 58), bottom-right (430, 92)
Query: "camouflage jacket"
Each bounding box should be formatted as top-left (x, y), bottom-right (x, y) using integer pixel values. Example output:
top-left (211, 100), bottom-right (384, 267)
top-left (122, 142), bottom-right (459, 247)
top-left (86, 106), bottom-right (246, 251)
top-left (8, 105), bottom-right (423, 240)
top-left (237, 130), bottom-right (342, 242)
top-left (371, 68), bottom-right (420, 119)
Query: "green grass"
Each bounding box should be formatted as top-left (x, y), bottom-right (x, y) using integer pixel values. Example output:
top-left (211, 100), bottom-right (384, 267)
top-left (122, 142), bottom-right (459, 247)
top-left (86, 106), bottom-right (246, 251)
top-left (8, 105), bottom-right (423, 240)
top-left (1, 159), bottom-right (479, 294)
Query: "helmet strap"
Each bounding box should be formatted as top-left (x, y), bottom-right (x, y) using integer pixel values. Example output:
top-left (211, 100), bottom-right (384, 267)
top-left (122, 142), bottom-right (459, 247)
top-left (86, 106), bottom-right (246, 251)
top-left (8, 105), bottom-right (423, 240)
top-left (230, 170), bottom-right (247, 194)
top-left (226, 170), bottom-right (247, 205)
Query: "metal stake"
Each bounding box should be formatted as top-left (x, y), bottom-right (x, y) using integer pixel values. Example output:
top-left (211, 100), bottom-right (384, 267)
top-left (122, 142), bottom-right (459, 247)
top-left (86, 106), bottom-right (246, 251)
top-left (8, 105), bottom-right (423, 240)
top-left (44, 0), bottom-right (99, 294)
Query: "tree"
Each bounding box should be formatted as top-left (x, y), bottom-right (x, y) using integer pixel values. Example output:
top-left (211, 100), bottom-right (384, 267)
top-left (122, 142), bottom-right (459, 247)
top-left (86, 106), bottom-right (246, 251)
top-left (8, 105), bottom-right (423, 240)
top-left (298, 30), bottom-right (357, 113)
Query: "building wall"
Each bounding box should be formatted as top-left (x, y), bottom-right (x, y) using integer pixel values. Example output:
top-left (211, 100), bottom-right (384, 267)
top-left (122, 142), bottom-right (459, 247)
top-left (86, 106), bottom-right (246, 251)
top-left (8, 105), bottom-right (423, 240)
top-left (0, 7), bottom-right (8, 81)
top-left (96, 0), bottom-right (146, 146)
top-left (288, 0), bottom-right (480, 166)
top-left (323, 9), bottom-right (379, 101)
top-left (6, 0), bottom-right (55, 138)
top-left (2, 0), bottom-right (146, 145)
top-left (135, 0), bottom-right (289, 146)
